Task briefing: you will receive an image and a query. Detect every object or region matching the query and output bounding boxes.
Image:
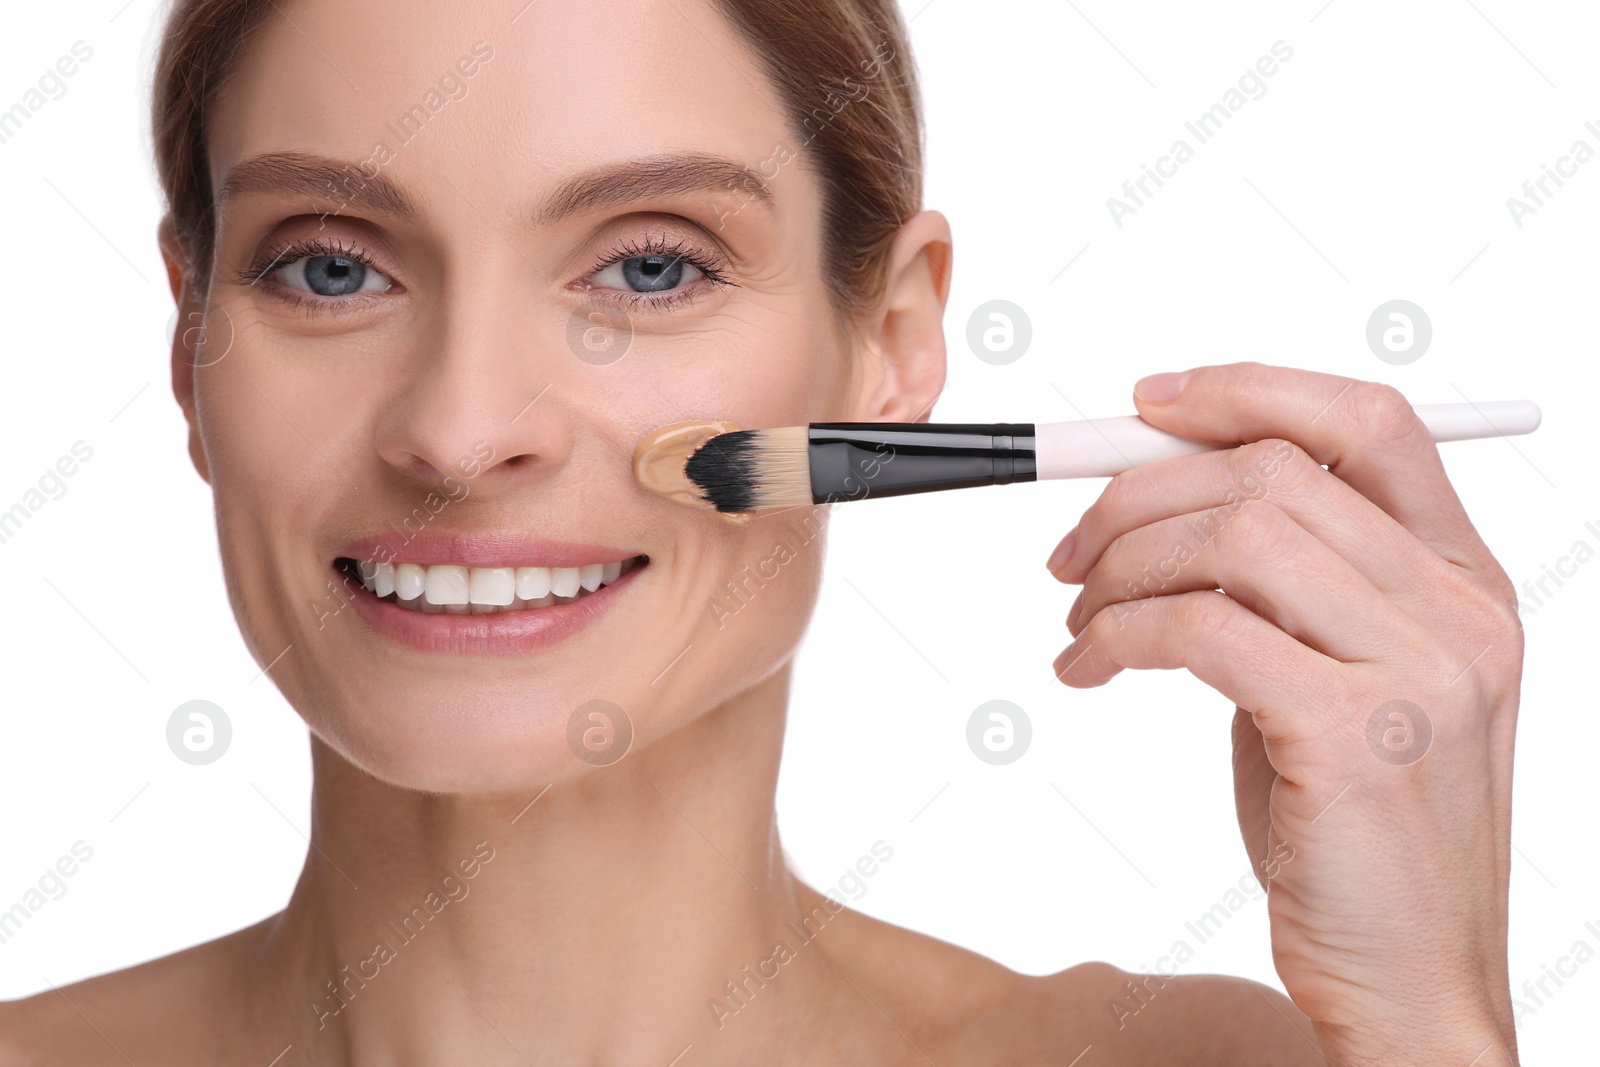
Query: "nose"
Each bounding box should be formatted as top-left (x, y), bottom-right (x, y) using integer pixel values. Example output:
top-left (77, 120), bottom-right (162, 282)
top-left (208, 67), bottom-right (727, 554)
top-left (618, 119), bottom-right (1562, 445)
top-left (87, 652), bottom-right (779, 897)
top-left (372, 290), bottom-right (576, 493)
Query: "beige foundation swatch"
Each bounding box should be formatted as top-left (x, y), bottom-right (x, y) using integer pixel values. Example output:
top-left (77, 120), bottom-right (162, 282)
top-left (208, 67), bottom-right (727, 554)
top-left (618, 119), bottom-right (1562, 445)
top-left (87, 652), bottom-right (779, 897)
top-left (632, 420), bottom-right (756, 526)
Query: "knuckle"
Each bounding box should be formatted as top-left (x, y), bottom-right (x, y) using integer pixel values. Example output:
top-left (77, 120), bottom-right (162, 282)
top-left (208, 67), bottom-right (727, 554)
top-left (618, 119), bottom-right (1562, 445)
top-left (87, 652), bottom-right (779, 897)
top-left (1089, 468), bottom-right (1139, 527)
top-left (1221, 361), bottom-right (1276, 409)
top-left (1273, 438), bottom-right (1318, 480)
top-left (1068, 476), bottom-right (1132, 563)
top-left (1231, 359), bottom-right (1272, 388)
top-left (1104, 466), bottom-right (1140, 502)
top-left (1099, 526), bottom-right (1135, 569)
top-left (1236, 438), bottom-right (1314, 499)
top-left (1078, 599), bottom-right (1117, 644)
top-left (1214, 498), bottom-right (1296, 563)
top-left (1468, 571), bottom-right (1523, 637)
top-left (1431, 560), bottom-right (1522, 638)
top-left (1348, 381), bottom-right (1424, 446)
top-left (1478, 561), bottom-right (1519, 617)
top-left (1178, 590), bottom-right (1238, 641)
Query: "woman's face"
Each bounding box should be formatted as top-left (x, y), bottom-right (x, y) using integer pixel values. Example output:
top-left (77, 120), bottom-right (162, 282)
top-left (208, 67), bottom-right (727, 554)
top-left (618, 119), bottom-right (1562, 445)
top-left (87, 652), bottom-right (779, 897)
top-left (182, 0), bottom-right (877, 791)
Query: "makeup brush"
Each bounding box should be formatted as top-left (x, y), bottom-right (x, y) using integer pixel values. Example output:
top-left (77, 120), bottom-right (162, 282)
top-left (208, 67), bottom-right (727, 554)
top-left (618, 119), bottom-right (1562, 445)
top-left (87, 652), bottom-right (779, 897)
top-left (631, 401), bottom-right (1542, 514)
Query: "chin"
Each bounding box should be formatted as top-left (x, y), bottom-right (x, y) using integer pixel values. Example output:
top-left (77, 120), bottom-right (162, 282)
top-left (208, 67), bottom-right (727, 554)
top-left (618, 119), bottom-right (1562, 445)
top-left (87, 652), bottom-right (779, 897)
top-left (240, 531), bottom-right (822, 795)
top-left (310, 687), bottom-right (608, 796)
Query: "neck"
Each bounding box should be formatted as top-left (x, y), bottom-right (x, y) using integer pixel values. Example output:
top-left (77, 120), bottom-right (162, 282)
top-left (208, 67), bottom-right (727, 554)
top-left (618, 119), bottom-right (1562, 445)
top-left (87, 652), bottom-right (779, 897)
top-left (255, 663), bottom-right (838, 1065)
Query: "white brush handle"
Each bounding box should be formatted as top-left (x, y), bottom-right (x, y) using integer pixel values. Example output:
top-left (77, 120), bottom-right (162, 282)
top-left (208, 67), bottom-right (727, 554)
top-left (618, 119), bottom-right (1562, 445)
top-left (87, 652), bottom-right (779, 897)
top-left (1035, 400), bottom-right (1542, 479)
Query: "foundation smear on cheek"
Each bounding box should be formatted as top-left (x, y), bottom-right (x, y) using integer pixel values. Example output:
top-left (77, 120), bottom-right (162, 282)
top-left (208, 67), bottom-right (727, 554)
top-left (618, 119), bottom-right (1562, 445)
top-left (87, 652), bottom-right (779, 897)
top-left (632, 420), bottom-right (756, 526)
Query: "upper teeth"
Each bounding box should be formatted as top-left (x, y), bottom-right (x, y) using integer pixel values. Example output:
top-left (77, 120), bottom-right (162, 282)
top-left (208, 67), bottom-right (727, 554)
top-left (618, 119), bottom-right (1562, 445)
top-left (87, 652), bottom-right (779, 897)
top-left (352, 558), bottom-right (634, 609)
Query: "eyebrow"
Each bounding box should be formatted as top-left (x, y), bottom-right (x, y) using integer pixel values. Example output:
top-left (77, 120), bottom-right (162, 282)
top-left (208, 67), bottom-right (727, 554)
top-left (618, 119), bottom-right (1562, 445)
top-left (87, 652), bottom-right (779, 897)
top-left (529, 153), bottom-right (775, 225)
top-left (218, 151), bottom-right (417, 219)
top-left (216, 150), bottom-right (775, 226)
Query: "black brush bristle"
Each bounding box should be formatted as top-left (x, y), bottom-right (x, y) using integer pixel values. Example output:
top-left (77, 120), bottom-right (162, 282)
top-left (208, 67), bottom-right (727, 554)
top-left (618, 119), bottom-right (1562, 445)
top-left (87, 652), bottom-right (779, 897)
top-left (683, 430), bottom-right (763, 512)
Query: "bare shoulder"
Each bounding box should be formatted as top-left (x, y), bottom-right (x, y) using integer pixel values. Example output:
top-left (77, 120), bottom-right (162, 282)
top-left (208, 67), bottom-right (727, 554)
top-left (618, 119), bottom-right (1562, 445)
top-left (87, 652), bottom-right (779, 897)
top-left (807, 898), bottom-right (1099, 1062)
top-left (813, 895), bottom-right (1324, 1065)
top-left (0, 916), bottom-right (274, 1066)
top-left (1031, 964), bottom-right (1328, 1065)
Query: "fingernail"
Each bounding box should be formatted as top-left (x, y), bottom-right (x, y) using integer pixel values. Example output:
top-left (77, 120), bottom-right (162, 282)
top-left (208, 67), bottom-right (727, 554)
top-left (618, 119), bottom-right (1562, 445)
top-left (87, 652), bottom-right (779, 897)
top-left (1047, 527), bottom-right (1078, 575)
top-left (1134, 370), bottom-right (1192, 404)
top-left (1066, 589), bottom-right (1085, 630)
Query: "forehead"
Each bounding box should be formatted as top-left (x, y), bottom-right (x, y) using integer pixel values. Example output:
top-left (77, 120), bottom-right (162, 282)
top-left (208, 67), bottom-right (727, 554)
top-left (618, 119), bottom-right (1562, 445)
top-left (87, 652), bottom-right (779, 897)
top-left (207, 0), bottom-right (795, 219)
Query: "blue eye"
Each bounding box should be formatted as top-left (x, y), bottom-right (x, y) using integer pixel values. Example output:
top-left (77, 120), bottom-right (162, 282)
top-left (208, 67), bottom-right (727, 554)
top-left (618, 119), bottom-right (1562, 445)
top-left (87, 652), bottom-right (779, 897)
top-left (583, 236), bottom-right (731, 306)
top-left (592, 252), bottom-right (704, 294)
top-left (275, 253), bottom-right (393, 297)
top-left (239, 236), bottom-right (396, 306)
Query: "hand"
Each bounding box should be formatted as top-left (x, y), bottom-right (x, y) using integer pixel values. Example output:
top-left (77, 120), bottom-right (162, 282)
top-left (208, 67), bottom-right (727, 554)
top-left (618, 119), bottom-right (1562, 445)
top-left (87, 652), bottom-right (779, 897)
top-left (1045, 362), bottom-right (1523, 1065)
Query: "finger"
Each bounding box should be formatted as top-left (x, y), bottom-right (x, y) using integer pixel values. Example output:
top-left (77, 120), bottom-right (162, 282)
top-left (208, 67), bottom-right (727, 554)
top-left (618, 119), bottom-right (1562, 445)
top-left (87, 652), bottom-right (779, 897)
top-left (1128, 362), bottom-right (1503, 579)
top-left (1053, 590), bottom-right (1344, 753)
top-left (1067, 499), bottom-right (1435, 666)
top-left (1051, 439), bottom-right (1461, 612)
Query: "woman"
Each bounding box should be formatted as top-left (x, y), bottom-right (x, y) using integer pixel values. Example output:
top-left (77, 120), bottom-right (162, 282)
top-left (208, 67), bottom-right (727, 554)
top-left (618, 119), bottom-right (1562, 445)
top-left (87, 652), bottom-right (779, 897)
top-left (2, 0), bottom-right (1522, 1062)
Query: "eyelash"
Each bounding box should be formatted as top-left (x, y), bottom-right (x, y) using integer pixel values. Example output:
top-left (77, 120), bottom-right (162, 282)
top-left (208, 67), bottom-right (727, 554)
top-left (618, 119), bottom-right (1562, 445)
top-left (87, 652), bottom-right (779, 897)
top-left (236, 233), bottom-right (735, 315)
top-left (581, 235), bottom-right (735, 312)
top-left (235, 236), bottom-right (388, 317)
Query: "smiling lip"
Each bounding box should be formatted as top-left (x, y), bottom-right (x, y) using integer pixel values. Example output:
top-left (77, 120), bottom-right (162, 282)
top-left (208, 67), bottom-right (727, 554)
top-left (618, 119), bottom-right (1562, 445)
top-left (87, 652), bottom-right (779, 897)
top-left (331, 529), bottom-right (647, 654)
top-left (341, 560), bottom-right (643, 655)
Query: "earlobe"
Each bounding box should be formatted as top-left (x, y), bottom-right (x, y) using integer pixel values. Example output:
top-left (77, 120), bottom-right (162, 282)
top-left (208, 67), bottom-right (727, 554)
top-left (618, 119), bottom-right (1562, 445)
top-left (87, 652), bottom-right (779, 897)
top-left (159, 215), bottom-right (212, 486)
top-left (855, 209), bottom-right (953, 424)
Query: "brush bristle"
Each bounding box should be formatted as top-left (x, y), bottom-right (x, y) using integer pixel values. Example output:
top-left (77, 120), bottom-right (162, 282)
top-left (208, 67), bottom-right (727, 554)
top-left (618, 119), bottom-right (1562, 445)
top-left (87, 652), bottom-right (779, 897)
top-left (683, 426), bottom-right (812, 512)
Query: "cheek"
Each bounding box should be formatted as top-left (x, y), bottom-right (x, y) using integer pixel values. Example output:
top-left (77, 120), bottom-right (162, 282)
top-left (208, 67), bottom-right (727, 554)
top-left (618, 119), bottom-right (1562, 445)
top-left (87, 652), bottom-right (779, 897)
top-left (191, 328), bottom-right (397, 744)
top-left (634, 283), bottom-right (851, 426)
top-left (194, 352), bottom-right (327, 646)
top-left (695, 510), bottom-right (831, 650)
top-left (632, 507), bottom-right (832, 764)
top-left (194, 323), bottom-right (370, 515)
top-left (622, 314), bottom-right (845, 666)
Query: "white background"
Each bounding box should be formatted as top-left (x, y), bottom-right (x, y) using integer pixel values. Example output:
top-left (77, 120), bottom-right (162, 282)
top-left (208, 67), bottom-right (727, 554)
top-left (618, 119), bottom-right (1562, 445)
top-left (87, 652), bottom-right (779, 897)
top-left (2, 0), bottom-right (1597, 1059)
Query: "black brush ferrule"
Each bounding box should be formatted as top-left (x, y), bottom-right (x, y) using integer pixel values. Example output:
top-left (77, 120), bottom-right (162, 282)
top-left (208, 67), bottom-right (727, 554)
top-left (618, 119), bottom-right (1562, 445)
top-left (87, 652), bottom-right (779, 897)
top-left (806, 423), bottom-right (1037, 504)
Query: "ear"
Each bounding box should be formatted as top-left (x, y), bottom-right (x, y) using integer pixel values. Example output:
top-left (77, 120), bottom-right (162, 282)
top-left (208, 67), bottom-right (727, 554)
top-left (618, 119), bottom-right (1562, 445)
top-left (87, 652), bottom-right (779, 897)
top-left (849, 209), bottom-right (952, 423)
top-left (159, 214), bottom-right (212, 486)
